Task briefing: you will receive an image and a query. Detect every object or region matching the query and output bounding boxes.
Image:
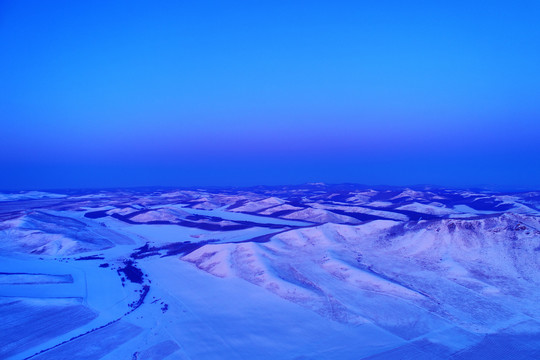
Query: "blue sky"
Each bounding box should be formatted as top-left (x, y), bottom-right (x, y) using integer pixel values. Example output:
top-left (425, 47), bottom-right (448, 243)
top-left (1, 1), bottom-right (539, 189)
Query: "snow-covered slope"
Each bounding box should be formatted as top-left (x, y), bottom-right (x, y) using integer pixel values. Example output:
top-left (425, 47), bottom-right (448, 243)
top-left (282, 207), bottom-right (361, 224)
top-left (228, 197), bottom-right (286, 213)
top-left (396, 202), bottom-right (456, 216)
top-left (129, 207), bottom-right (191, 223)
top-left (0, 191), bottom-right (67, 202)
top-left (258, 203), bottom-right (304, 215)
top-left (182, 213), bottom-right (540, 349)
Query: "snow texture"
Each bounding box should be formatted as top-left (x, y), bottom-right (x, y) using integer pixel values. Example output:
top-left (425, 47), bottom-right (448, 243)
top-left (1, 185), bottom-right (540, 359)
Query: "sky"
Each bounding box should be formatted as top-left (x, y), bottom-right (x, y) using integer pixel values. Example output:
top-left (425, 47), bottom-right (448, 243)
top-left (1, 0), bottom-right (540, 190)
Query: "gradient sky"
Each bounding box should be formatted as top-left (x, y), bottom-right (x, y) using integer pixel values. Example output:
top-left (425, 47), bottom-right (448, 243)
top-left (1, 1), bottom-right (540, 190)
